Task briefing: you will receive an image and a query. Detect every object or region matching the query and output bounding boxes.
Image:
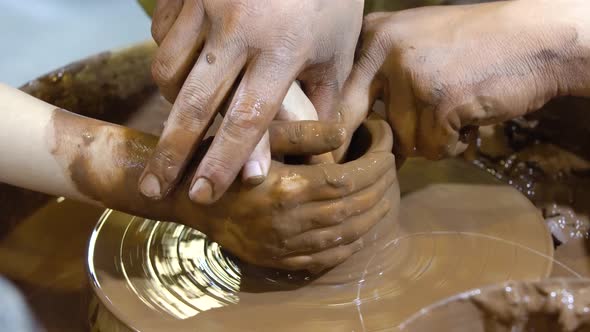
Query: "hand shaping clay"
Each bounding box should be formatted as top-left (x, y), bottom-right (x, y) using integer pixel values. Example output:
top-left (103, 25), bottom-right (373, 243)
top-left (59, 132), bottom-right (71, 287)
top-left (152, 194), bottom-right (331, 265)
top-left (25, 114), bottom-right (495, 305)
top-left (0, 40), bottom-right (557, 331)
top-left (88, 160), bottom-right (553, 331)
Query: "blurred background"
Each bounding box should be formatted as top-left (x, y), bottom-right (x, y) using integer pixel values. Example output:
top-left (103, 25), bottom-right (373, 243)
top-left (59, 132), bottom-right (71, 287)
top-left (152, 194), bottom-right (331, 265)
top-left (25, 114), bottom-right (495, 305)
top-left (0, 0), bottom-right (150, 86)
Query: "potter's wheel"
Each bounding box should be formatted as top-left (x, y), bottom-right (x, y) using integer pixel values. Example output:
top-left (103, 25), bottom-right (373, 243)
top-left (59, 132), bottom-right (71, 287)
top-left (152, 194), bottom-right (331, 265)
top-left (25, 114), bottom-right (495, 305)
top-left (87, 158), bottom-right (555, 331)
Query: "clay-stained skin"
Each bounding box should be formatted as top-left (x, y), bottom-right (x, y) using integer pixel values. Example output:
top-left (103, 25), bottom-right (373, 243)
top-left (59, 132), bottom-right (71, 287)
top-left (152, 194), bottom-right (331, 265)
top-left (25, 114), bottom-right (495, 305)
top-left (145, 0), bottom-right (365, 205)
top-left (47, 108), bottom-right (397, 272)
top-left (0, 42), bottom-right (158, 238)
top-left (74, 95), bottom-right (552, 332)
top-left (49, 108), bottom-right (175, 223)
top-left (89, 169), bottom-right (552, 332)
top-left (338, 0), bottom-right (590, 161)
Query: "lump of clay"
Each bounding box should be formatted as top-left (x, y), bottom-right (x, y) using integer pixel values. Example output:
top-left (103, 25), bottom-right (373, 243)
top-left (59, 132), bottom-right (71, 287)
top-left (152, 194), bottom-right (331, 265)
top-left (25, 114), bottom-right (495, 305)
top-left (399, 279), bottom-right (590, 332)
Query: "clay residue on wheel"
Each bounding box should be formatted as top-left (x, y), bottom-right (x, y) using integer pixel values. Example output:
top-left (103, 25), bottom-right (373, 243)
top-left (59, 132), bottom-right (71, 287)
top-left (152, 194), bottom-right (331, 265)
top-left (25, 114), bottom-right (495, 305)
top-left (20, 42), bottom-right (157, 125)
top-left (400, 279), bottom-right (590, 332)
top-left (472, 280), bottom-right (590, 331)
top-left (467, 98), bottom-right (590, 244)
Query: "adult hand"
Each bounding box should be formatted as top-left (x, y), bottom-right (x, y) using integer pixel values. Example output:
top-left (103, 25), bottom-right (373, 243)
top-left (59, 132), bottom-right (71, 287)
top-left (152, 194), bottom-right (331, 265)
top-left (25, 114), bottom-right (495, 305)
top-left (338, 0), bottom-right (590, 160)
top-left (141, 0), bottom-right (364, 204)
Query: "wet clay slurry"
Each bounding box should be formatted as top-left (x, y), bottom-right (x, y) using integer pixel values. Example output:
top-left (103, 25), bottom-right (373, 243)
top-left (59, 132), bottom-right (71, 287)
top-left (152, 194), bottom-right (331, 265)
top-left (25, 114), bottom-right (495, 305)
top-left (399, 279), bottom-right (590, 332)
top-left (88, 167), bottom-right (553, 330)
top-left (38, 91), bottom-right (550, 331)
top-left (87, 185), bottom-right (553, 331)
top-left (3, 40), bottom-right (575, 330)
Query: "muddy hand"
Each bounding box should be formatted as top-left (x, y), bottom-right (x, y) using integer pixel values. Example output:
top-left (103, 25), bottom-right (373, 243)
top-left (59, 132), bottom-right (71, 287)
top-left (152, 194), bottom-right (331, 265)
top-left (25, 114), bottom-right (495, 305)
top-left (142, 0), bottom-right (363, 204)
top-left (235, 82), bottom-right (336, 186)
top-left (1, 84), bottom-right (395, 273)
top-left (338, 0), bottom-right (590, 160)
top-left (199, 119), bottom-right (396, 273)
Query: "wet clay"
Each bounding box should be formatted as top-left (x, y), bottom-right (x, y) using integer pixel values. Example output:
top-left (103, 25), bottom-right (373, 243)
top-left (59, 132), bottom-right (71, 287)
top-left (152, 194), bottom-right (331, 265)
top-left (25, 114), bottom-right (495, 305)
top-left (467, 117), bottom-right (590, 244)
top-left (39, 88), bottom-right (552, 331)
top-left (48, 107), bottom-right (398, 271)
top-left (399, 279), bottom-right (590, 332)
top-left (88, 158), bottom-right (552, 331)
top-left (0, 42), bottom-right (174, 331)
top-left (1, 38), bottom-right (565, 331)
top-left (552, 238), bottom-right (590, 278)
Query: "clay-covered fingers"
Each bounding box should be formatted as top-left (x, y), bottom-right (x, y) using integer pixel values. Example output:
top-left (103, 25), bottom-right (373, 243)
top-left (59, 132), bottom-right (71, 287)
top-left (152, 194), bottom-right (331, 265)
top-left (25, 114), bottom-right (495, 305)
top-left (188, 57), bottom-right (301, 204)
top-left (241, 83), bottom-right (323, 184)
top-left (268, 121), bottom-right (346, 156)
top-left (332, 60), bottom-right (385, 162)
top-left (280, 238), bottom-right (364, 273)
top-left (282, 169), bottom-right (396, 252)
top-left (280, 165), bottom-right (395, 236)
top-left (151, 0), bottom-right (206, 102)
top-left (140, 40), bottom-right (245, 200)
top-left (281, 152), bottom-right (395, 205)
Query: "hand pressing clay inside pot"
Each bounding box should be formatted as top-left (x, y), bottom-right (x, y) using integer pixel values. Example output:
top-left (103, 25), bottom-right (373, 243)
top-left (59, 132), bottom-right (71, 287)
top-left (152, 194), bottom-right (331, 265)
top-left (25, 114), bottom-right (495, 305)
top-left (0, 82), bottom-right (392, 273)
top-left (87, 133), bottom-right (554, 331)
top-left (399, 278), bottom-right (590, 332)
top-left (0, 41), bottom-right (566, 332)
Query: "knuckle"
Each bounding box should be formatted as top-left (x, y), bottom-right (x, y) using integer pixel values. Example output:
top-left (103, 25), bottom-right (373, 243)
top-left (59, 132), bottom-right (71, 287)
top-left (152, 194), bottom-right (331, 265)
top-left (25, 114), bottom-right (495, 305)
top-left (324, 169), bottom-right (354, 194)
top-left (350, 192), bottom-right (373, 213)
top-left (371, 28), bottom-right (394, 56)
top-left (173, 108), bottom-right (202, 132)
top-left (271, 170), bottom-right (308, 205)
top-left (151, 56), bottom-right (177, 88)
top-left (271, 217), bottom-right (296, 238)
top-left (150, 147), bottom-right (179, 168)
top-left (198, 153), bottom-right (233, 183)
top-left (225, 99), bottom-right (262, 133)
top-left (267, 23), bottom-right (307, 55)
top-left (307, 233), bottom-right (331, 251)
top-left (169, 97), bottom-right (214, 134)
top-left (329, 201), bottom-right (350, 223)
top-left (177, 86), bottom-right (213, 121)
top-left (286, 122), bottom-right (305, 145)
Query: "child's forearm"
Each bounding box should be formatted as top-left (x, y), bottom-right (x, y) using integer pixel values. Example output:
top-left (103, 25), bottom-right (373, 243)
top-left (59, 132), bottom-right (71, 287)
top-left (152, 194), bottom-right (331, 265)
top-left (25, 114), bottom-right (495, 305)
top-left (0, 84), bottom-right (207, 229)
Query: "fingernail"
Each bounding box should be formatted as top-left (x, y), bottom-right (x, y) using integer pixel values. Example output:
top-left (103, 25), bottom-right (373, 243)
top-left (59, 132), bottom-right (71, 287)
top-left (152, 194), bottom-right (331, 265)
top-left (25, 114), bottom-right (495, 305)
top-left (139, 173), bottom-right (161, 199)
top-left (189, 177), bottom-right (214, 204)
top-left (243, 161), bottom-right (265, 185)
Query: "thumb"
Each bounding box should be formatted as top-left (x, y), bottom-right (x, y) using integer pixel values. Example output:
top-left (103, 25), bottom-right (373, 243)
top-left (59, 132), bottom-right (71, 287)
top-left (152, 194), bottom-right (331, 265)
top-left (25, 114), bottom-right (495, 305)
top-left (332, 58), bottom-right (381, 161)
